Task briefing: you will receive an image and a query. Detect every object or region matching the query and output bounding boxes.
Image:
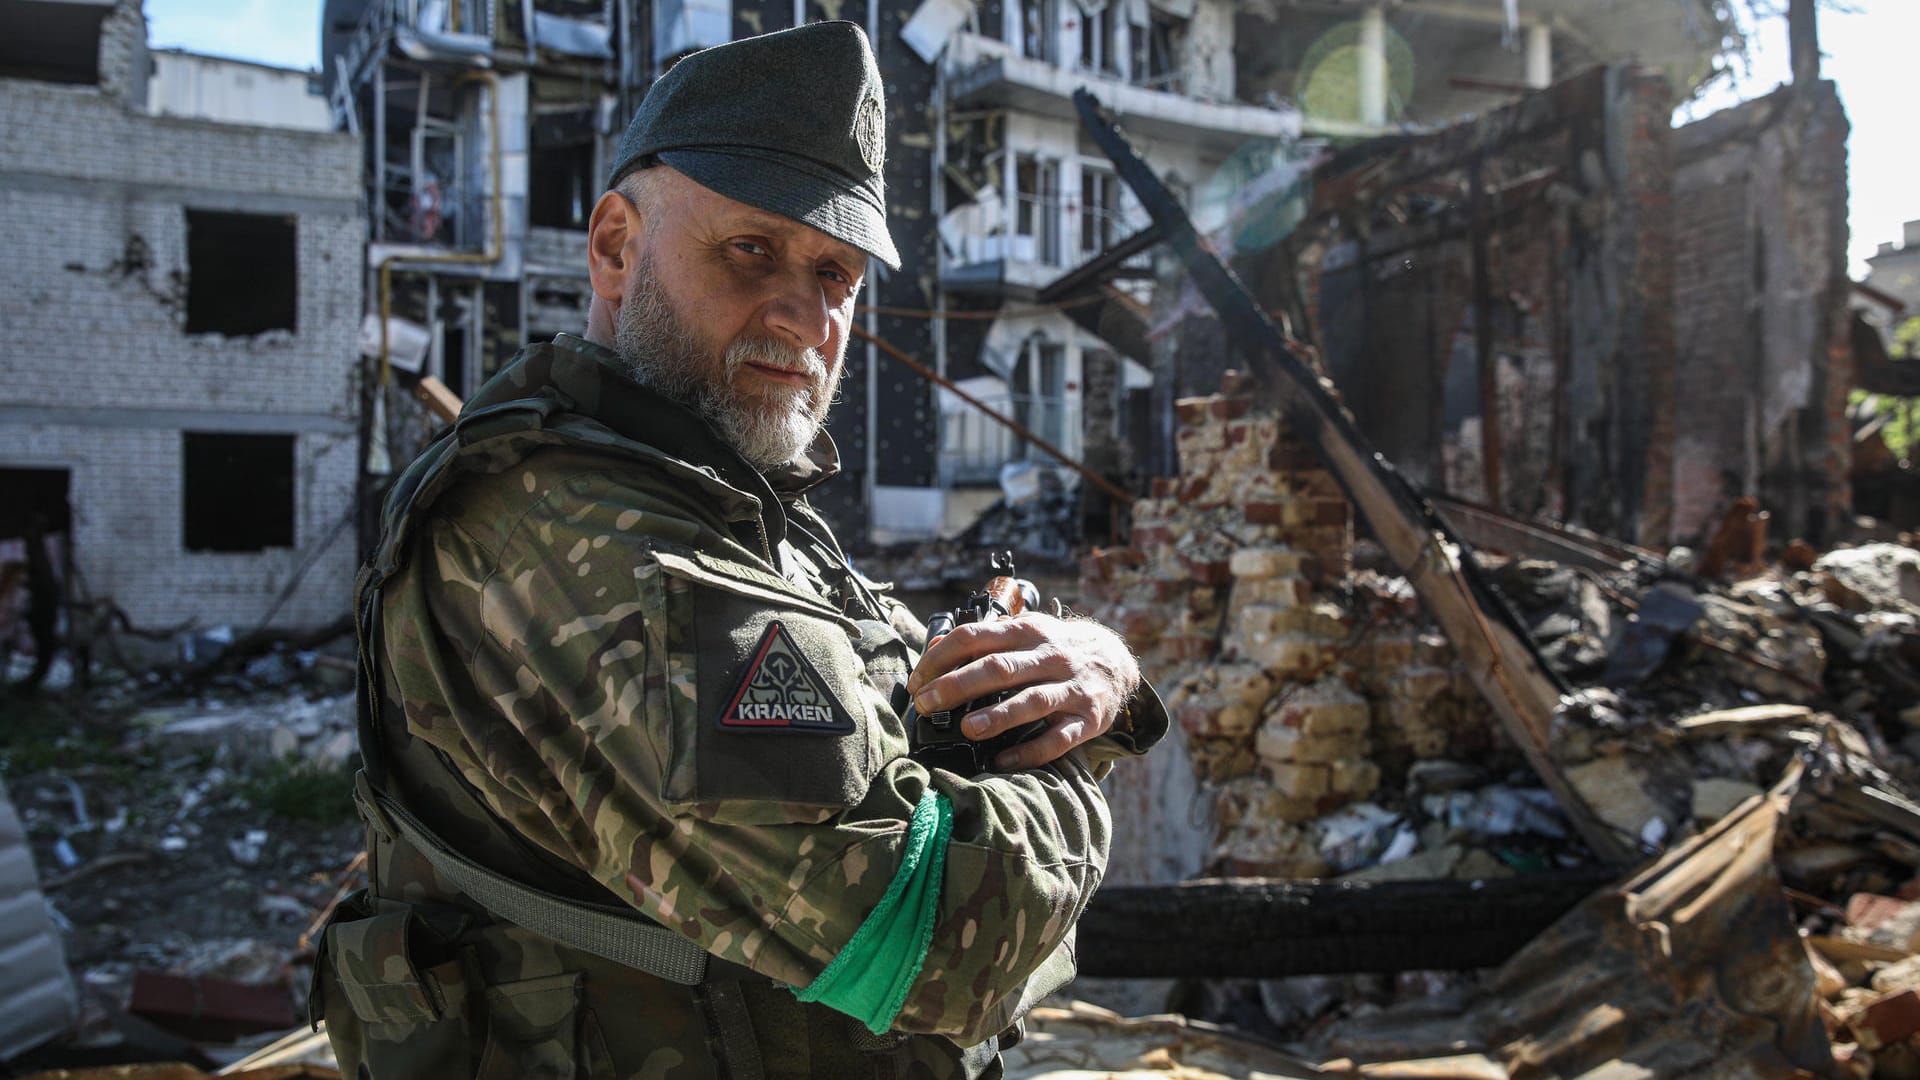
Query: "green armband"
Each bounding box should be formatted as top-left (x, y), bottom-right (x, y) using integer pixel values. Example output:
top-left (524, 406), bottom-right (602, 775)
top-left (794, 789), bottom-right (952, 1034)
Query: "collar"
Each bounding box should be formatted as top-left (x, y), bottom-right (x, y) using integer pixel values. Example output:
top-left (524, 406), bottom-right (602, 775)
top-left (469, 333), bottom-right (844, 552)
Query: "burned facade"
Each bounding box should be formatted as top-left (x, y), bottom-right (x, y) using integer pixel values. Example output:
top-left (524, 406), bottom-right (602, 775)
top-left (0, 0), bottom-right (364, 645)
top-left (1149, 57), bottom-right (1852, 549)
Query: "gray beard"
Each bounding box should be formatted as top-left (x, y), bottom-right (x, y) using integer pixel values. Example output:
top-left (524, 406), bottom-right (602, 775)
top-left (612, 255), bottom-right (838, 470)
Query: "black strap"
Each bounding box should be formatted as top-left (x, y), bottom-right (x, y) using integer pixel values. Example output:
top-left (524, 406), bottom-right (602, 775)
top-left (697, 979), bottom-right (768, 1080)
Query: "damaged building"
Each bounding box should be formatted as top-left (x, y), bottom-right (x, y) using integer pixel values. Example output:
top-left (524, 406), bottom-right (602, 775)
top-left (321, 0), bottom-right (1303, 545)
top-left (0, 0), bottom-right (364, 653)
top-left (1135, 0), bottom-right (1853, 550)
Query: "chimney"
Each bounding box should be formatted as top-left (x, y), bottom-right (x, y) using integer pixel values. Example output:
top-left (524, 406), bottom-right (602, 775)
top-left (1906, 220), bottom-right (1920, 250)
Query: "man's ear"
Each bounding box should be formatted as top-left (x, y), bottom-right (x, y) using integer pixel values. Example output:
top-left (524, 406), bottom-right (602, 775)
top-left (587, 190), bottom-right (638, 303)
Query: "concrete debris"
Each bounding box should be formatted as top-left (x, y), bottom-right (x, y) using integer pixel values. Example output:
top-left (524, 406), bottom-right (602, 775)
top-left (132, 694), bottom-right (357, 771)
top-left (2, 677), bottom-right (361, 1072)
top-left (1065, 368), bottom-right (1920, 1073)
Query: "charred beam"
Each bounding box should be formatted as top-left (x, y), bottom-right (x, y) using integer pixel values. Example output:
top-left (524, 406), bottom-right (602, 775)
top-left (1036, 223), bottom-right (1166, 303)
top-left (1076, 872), bottom-right (1615, 978)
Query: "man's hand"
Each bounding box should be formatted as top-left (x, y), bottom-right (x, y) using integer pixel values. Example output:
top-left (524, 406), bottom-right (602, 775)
top-left (905, 613), bottom-right (1141, 770)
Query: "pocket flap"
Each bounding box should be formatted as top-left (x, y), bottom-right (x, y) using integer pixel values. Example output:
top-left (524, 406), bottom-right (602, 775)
top-left (325, 909), bottom-right (443, 1024)
top-left (482, 972), bottom-right (582, 1042)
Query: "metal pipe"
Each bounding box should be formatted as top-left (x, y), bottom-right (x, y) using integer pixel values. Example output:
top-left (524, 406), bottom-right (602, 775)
top-left (373, 62), bottom-right (386, 241)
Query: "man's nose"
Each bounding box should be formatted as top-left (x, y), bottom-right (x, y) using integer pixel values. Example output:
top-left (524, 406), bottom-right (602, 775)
top-left (762, 270), bottom-right (832, 352)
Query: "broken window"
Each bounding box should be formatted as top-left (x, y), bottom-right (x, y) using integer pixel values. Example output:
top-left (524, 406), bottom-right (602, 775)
top-left (1019, 0), bottom-right (1056, 63)
top-left (184, 210), bottom-right (297, 336)
top-left (1080, 165), bottom-right (1121, 256)
top-left (1013, 339), bottom-right (1070, 457)
top-left (0, 0), bottom-right (106, 85)
top-left (182, 433), bottom-right (295, 552)
top-left (1077, 0), bottom-right (1116, 75)
top-left (1133, 11), bottom-right (1182, 91)
top-left (654, 0), bottom-right (731, 68)
top-left (1014, 154), bottom-right (1061, 266)
top-left (371, 71), bottom-right (478, 247)
top-left (0, 468), bottom-right (72, 538)
top-left (529, 108), bottom-right (596, 230)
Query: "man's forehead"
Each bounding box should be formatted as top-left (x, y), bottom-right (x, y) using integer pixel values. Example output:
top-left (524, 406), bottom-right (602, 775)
top-left (676, 173), bottom-right (868, 266)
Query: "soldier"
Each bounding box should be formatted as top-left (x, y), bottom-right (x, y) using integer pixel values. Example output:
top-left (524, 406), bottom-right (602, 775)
top-left (318, 22), bottom-right (1166, 1078)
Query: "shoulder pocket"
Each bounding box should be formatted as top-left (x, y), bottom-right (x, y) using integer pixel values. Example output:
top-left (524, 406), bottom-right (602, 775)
top-left (652, 551), bottom-right (886, 816)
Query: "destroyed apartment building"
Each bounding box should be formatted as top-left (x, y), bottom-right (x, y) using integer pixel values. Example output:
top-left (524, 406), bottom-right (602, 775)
top-left (322, 0), bottom-right (1300, 547)
top-left (0, 0), bottom-right (365, 670)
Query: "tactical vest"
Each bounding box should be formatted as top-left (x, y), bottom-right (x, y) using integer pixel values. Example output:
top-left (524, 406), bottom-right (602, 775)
top-left (312, 388), bottom-right (1018, 1079)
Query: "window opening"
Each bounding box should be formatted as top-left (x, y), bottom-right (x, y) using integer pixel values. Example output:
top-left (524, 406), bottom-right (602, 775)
top-left (185, 210), bottom-right (297, 336)
top-left (1012, 339), bottom-right (1070, 459)
top-left (1080, 165), bottom-right (1121, 257)
top-left (1078, 2), bottom-right (1116, 75)
top-left (529, 108), bottom-right (597, 230)
top-left (0, 0), bottom-right (106, 84)
top-left (1019, 0), bottom-right (1056, 63)
top-left (375, 72), bottom-right (476, 247)
top-left (182, 433), bottom-right (296, 552)
top-left (1134, 11), bottom-right (1182, 91)
top-left (1014, 154), bottom-right (1060, 266)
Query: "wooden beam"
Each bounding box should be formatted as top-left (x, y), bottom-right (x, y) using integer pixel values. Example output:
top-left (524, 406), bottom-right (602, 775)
top-left (414, 374), bottom-right (462, 425)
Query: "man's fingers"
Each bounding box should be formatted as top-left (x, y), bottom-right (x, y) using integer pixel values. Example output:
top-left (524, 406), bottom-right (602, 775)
top-left (995, 714), bottom-right (1093, 771)
top-left (906, 616), bottom-right (1046, 698)
top-left (912, 634), bottom-right (1068, 715)
top-left (960, 682), bottom-right (1075, 740)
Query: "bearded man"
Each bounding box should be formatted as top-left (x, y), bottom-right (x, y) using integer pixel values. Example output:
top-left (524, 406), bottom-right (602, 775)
top-left (319, 22), bottom-right (1165, 1078)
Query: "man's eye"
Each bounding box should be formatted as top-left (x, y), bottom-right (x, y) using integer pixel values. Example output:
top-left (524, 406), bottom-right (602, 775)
top-left (733, 241), bottom-right (770, 257)
top-left (821, 267), bottom-right (850, 284)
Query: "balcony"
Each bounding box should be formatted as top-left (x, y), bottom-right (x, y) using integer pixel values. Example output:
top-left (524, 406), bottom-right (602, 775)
top-left (942, 32), bottom-right (1298, 155)
top-left (942, 184), bottom-right (1152, 297)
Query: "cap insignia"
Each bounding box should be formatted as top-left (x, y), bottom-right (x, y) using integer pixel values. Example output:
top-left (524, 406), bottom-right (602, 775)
top-left (854, 95), bottom-right (885, 176)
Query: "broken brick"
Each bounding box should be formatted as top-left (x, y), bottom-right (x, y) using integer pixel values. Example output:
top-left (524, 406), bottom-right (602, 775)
top-left (1212, 396), bottom-right (1254, 421)
top-left (1244, 500), bottom-right (1290, 526)
top-left (1855, 988), bottom-right (1920, 1050)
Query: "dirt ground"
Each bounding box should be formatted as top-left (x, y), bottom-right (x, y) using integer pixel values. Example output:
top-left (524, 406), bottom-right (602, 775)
top-left (2, 668), bottom-right (363, 1074)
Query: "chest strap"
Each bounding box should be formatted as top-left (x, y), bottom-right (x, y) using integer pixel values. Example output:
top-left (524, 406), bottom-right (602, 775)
top-left (354, 773), bottom-right (712, 986)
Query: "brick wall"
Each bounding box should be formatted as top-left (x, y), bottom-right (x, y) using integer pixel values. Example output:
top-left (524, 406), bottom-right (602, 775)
top-left (0, 0), bottom-right (365, 633)
top-left (1671, 80), bottom-right (1851, 544)
top-left (1085, 376), bottom-right (1499, 880)
top-left (1280, 68), bottom-right (1678, 546)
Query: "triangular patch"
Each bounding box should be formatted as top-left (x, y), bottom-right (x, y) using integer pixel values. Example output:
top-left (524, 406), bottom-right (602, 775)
top-left (716, 621), bottom-right (855, 734)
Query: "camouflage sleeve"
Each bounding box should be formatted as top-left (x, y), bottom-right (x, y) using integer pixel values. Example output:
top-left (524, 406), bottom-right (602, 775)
top-left (387, 462), bottom-right (1123, 1045)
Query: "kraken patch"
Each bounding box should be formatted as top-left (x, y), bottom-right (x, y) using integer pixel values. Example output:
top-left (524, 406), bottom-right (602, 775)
top-left (717, 621), bottom-right (855, 734)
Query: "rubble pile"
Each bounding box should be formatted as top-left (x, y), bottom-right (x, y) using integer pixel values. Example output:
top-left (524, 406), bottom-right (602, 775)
top-left (1, 681), bottom-right (362, 1074)
top-left (1082, 376), bottom-right (1522, 882)
top-left (127, 693), bottom-right (358, 773)
top-left (1077, 374), bottom-right (1920, 1073)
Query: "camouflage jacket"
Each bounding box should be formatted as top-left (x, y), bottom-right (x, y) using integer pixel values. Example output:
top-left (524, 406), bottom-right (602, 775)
top-left (319, 334), bottom-right (1166, 1079)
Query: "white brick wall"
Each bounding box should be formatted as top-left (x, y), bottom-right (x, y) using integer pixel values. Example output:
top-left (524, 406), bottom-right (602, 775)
top-left (0, 425), bottom-right (359, 631)
top-left (0, 0), bottom-right (366, 634)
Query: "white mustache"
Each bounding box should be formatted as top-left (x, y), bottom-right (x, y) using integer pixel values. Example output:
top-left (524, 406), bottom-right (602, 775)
top-left (725, 337), bottom-right (826, 383)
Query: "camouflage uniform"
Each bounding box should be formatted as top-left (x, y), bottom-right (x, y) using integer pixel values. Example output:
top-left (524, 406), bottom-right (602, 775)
top-left (316, 333), bottom-right (1166, 1078)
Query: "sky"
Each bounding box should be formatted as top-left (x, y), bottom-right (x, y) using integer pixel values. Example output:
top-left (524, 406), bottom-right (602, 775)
top-left (143, 0), bottom-right (1915, 274)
